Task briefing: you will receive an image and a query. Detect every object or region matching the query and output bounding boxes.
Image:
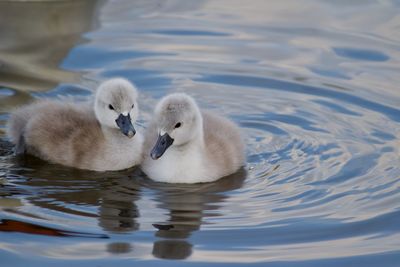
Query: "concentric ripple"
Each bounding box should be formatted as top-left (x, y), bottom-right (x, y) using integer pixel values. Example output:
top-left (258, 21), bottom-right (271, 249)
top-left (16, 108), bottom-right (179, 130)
top-left (1, 0), bottom-right (400, 266)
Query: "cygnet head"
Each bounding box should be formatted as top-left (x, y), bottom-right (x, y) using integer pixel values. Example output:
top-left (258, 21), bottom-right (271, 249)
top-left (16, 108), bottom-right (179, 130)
top-left (94, 78), bottom-right (139, 138)
top-left (150, 93), bottom-right (203, 160)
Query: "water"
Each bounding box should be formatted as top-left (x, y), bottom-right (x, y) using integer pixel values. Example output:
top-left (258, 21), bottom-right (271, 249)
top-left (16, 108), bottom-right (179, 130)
top-left (1, 0), bottom-right (400, 266)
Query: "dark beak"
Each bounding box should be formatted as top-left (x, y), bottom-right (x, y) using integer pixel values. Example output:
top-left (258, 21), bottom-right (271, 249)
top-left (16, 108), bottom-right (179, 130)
top-left (115, 114), bottom-right (136, 138)
top-left (150, 133), bottom-right (174, 160)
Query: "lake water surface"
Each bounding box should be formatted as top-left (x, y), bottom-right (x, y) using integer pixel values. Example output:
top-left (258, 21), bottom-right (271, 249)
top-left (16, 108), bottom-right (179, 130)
top-left (1, 1), bottom-right (400, 266)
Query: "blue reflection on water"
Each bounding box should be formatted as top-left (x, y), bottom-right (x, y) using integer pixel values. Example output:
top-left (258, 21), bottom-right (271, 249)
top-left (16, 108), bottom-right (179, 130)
top-left (333, 47), bottom-right (390, 62)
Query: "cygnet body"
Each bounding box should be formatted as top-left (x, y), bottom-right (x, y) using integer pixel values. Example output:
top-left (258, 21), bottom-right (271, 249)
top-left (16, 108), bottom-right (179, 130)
top-left (6, 78), bottom-right (143, 171)
top-left (142, 93), bottom-right (245, 183)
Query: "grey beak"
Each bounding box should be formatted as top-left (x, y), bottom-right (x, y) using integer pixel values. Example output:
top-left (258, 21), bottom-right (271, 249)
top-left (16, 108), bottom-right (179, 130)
top-left (115, 114), bottom-right (136, 138)
top-left (150, 133), bottom-right (174, 160)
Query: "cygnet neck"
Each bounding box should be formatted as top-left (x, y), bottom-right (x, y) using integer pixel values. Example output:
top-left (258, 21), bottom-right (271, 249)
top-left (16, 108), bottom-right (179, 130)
top-left (176, 119), bottom-right (205, 152)
top-left (101, 125), bottom-right (127, 141)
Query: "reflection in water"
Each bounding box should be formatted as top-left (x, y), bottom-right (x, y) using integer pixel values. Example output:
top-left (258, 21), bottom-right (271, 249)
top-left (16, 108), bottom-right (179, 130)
top-left (0, 219), bottom-right (108, 239)
top-left (107, 242), bottom-right (133, 254)
top-left (150, 169), bottom-right (246, 259)
top-left (0, 140), bottom-right (13, 157)
top-left (98, 174), bottom-right (141, 233)
top-left (5, 155), bottom-right (142, 232)
top-left (0, 0), bottom-right (103, 110)
top-left (1, 154), bottom-right (246, 260)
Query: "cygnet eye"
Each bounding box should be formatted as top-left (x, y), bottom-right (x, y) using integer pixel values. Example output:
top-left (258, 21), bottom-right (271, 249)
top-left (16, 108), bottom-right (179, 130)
top-left (175, 122), bottom-right (182, 128)
top-left (131, 104), bottom-right (135, 109)
top-left (108, 104), bottom-right (115, 110)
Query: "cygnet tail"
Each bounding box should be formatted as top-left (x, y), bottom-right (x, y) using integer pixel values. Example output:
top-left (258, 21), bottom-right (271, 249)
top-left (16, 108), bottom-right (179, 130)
top-left (6, 105), bottom-right (33, 149)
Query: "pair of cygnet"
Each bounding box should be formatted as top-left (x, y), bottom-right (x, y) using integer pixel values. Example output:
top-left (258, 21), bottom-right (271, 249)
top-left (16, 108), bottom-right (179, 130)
top-left (7, 78), bottom-right (245, 183)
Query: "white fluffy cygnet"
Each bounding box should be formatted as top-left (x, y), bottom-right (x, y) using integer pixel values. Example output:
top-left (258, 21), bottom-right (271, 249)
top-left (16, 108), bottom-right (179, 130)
top-left (142, 93), bottom-right (245, 183)
top-left (6, 78), bottom-right (143, 171)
